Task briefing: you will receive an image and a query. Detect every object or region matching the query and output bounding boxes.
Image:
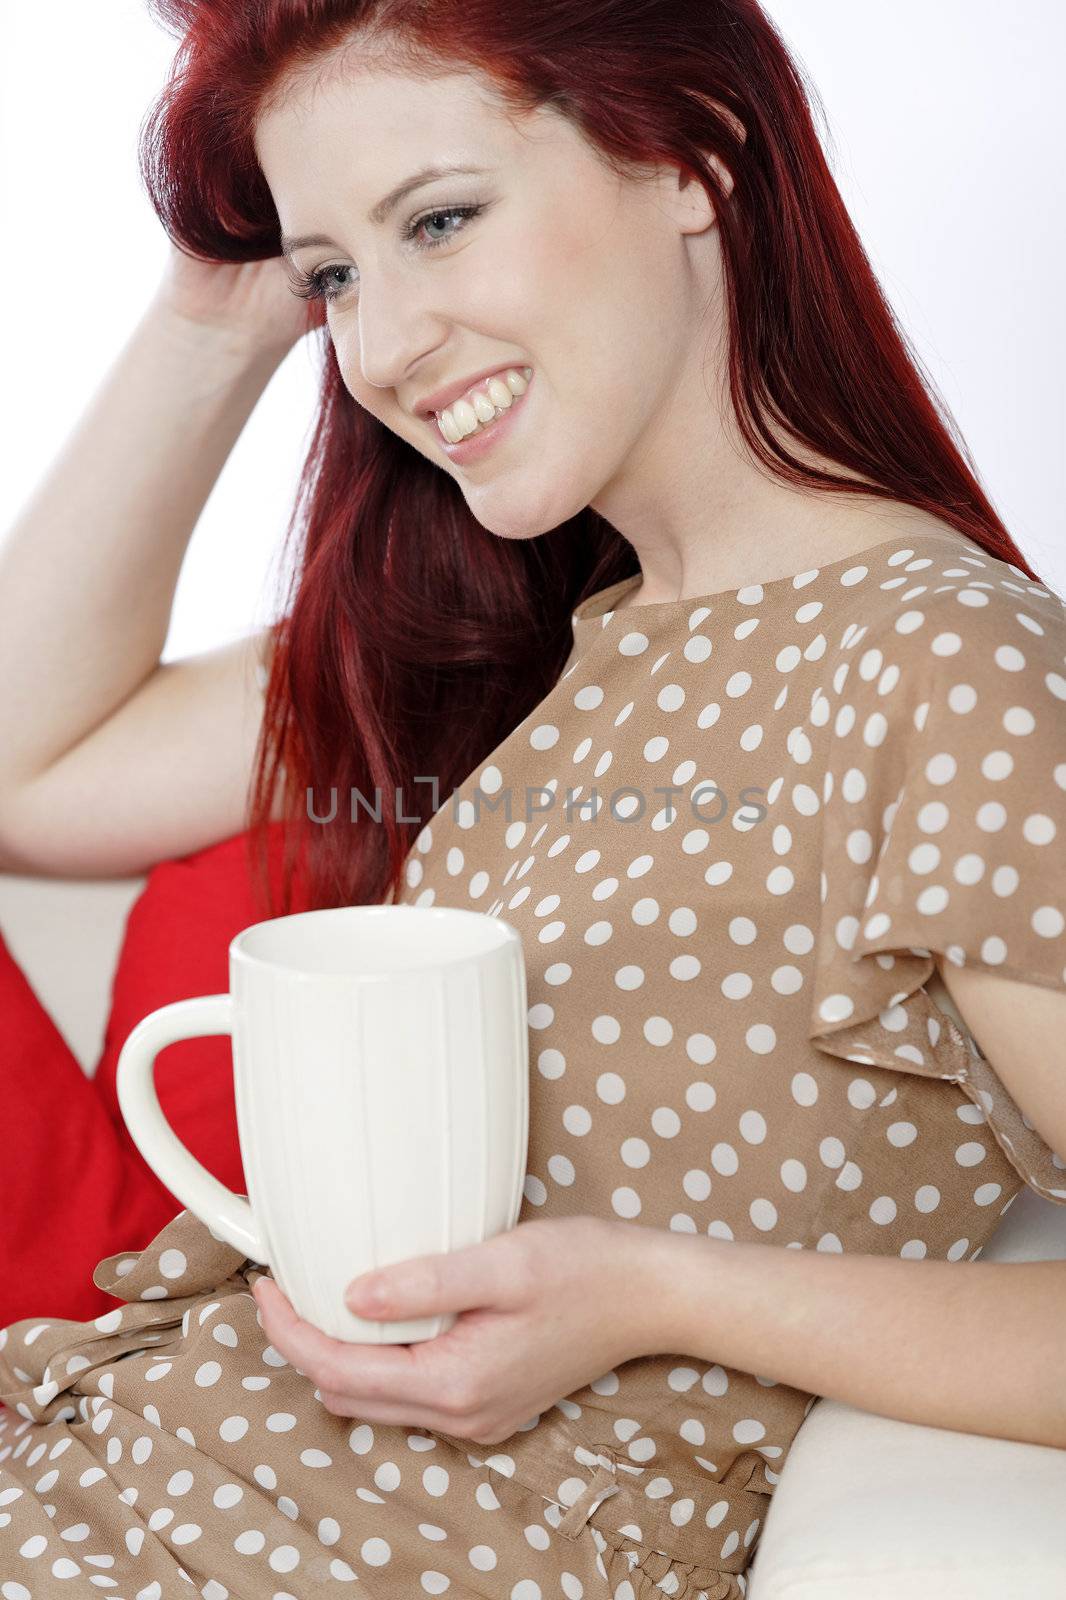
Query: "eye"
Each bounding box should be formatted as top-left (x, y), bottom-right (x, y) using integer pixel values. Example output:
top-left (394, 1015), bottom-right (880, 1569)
top-left (286, 203), bottom-right (486, 304)
top-left (287, 263), bottom-right (356, 303)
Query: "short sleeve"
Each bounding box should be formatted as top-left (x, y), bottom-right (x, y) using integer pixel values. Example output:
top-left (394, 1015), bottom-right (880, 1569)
top-left (809, 565), bottom-right (1066, 1205)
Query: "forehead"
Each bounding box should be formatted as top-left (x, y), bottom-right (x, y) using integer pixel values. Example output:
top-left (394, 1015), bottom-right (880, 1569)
top-left (252, 49), bottom-right (614, 247)
top-left (254, 57), bottom-right (518, 193)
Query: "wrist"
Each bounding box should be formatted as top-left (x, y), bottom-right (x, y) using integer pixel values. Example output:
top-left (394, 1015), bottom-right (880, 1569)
top-left (144, 298), bottom-right (295, 378)
top-left (610, 1220), bottom-right (724, 1358)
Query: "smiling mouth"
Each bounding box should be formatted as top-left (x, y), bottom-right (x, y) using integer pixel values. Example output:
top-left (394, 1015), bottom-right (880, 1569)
top-left (432, 366), bottom-right (533, 444)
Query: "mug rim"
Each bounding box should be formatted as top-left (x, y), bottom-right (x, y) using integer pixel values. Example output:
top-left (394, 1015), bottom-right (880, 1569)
top-left (229, 903), bottom-right (522, 978)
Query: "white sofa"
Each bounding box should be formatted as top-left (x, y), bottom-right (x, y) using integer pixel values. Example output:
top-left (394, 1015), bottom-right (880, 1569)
top-left (2, 867), bottom-right (1065, 1598)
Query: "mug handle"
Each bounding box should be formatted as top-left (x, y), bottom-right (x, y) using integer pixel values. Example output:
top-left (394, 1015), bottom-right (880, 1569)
top-left (115, 995), bottom-right (268, 1265)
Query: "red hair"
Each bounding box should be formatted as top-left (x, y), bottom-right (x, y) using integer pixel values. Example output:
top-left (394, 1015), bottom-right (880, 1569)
top-left (139, 0), bottom-right (1040, 918)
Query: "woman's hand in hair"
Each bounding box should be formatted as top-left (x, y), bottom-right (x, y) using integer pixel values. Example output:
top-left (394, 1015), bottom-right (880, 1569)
top-left (153, 239), bottom-right (316, 362)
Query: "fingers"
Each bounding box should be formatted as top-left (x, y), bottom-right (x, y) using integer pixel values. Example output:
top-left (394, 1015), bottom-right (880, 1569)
top-left (251, 1277), bottom-right (454, 1424)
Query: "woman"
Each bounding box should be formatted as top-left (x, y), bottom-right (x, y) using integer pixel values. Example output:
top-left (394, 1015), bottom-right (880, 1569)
top-left (2, 0), bottom-right (1065, 1595)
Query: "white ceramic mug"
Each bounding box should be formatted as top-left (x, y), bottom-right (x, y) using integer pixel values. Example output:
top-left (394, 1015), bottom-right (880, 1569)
top-left (115, 904), bottom-right (529, 1344)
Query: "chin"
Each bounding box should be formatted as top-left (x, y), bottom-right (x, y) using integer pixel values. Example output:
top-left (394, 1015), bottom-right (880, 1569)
top-left (465, 487), bottom-right (582, 544)
top-left (468, 508), bottom-right (558, 543)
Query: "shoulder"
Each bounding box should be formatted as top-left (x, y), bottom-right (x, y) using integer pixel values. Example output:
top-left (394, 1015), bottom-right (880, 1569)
top-left (820, 519), bottom-right (1066, 729)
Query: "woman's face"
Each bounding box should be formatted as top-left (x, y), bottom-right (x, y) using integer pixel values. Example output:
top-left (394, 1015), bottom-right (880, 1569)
top-left (254, 50), bottom-right (721, 543)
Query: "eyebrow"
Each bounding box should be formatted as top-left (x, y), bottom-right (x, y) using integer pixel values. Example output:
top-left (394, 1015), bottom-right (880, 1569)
top-left (280, 163), bottom-right (492, 259)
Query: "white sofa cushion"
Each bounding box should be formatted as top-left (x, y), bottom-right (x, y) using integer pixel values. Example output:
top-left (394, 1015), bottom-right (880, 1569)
top-left (746, 1386), bottom-right (1066, 1598)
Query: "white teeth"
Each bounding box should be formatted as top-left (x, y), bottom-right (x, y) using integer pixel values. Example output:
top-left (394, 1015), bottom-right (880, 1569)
top-left (436, 367), bottom-right (532, 443)
top-left (486, 376), bottom-right (514, 410)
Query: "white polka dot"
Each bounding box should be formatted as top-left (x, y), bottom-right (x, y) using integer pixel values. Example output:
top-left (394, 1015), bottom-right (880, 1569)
top-left (863, 713), bottom-right (888, 747)
top-left (916, 885), bottom-right (949, 915)
top-left (991, 865), bottom-right (1019, 897)
top-left (846, 830), bottom-right (873, 864)
top-left (948, 683), bottom-right (977, 713)
top-left (1003, 706), bottom-right (1035, 735)
top-left (917, 802), bottom-right (949, 834)
top-left (158, 1249), bottom-right (188, 1280)
top-left (995, 645), bottom-right (1025, 672)
top-left (841, 767), bottom-right (867, 802)
top-left (909, 842), bottom-right (940, 874)
top-left (953, 853), bottom-right (985, 885)
top-left (269, 1545), bottom-right (300, 1572)
top-left (930, 631), bottom-right (962, 656)
top-left (1032, 906), bottom-right (1065, 938)
top-left (895, 610), bottom-right (924, 634)
top-left (976, 801), bottom-right (1007, 832)
top-left (980, 936), bottom-right (1007, 964)
top-left (818, 994), bottom-right (854, 1023)
top-left (784, 923), bottom-right (815, 955)
top-left (1023, 813), bottom-right (1056, 845)
top-left (982, 749), bottom-right (1013, 781)
top-left (721, 972), bottom-right (753, 1000)
top-left (792, 784), bottom-right (820, 817)
top-left (746, 1024), bottom-right (777, 1054)
top-left (924, 752), bottom-right (956, 786)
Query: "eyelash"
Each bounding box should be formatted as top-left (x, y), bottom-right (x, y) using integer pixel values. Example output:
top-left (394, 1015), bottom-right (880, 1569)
top-left (287, 203), bottom-right (485, 303)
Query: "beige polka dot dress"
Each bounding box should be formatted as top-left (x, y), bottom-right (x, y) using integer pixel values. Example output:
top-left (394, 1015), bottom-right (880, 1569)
top-left (3, 524), bottom-right (1065, 1599)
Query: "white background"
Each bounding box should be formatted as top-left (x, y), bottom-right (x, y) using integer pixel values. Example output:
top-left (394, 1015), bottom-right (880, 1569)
top-left (2, 0), bottom-right (1063, 661)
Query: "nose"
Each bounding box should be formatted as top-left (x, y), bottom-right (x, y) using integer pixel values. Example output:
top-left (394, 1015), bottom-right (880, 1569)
top-left (345, 266), bottom-right (449, 401)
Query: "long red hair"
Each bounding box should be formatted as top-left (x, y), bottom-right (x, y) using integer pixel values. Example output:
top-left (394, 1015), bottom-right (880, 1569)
top-left (140, 0), bottom-right (1039, 918)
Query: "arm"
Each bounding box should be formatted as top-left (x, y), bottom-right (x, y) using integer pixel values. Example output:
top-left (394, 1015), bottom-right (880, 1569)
top-left (655, 1224), bottom-right (1066, 1451)
top-left (0, 302), bottom-right (284, 804)
top-left (656, 964), bottom-right (1066, 1452)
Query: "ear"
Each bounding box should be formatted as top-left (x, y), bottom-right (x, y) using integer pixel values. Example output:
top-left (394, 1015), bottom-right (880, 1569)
top-left (669, 95), bottom-right (747, 232)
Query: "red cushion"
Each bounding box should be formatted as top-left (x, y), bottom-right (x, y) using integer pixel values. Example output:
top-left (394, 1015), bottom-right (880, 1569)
top-left (0, 822), bottom-right (310, 1328)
